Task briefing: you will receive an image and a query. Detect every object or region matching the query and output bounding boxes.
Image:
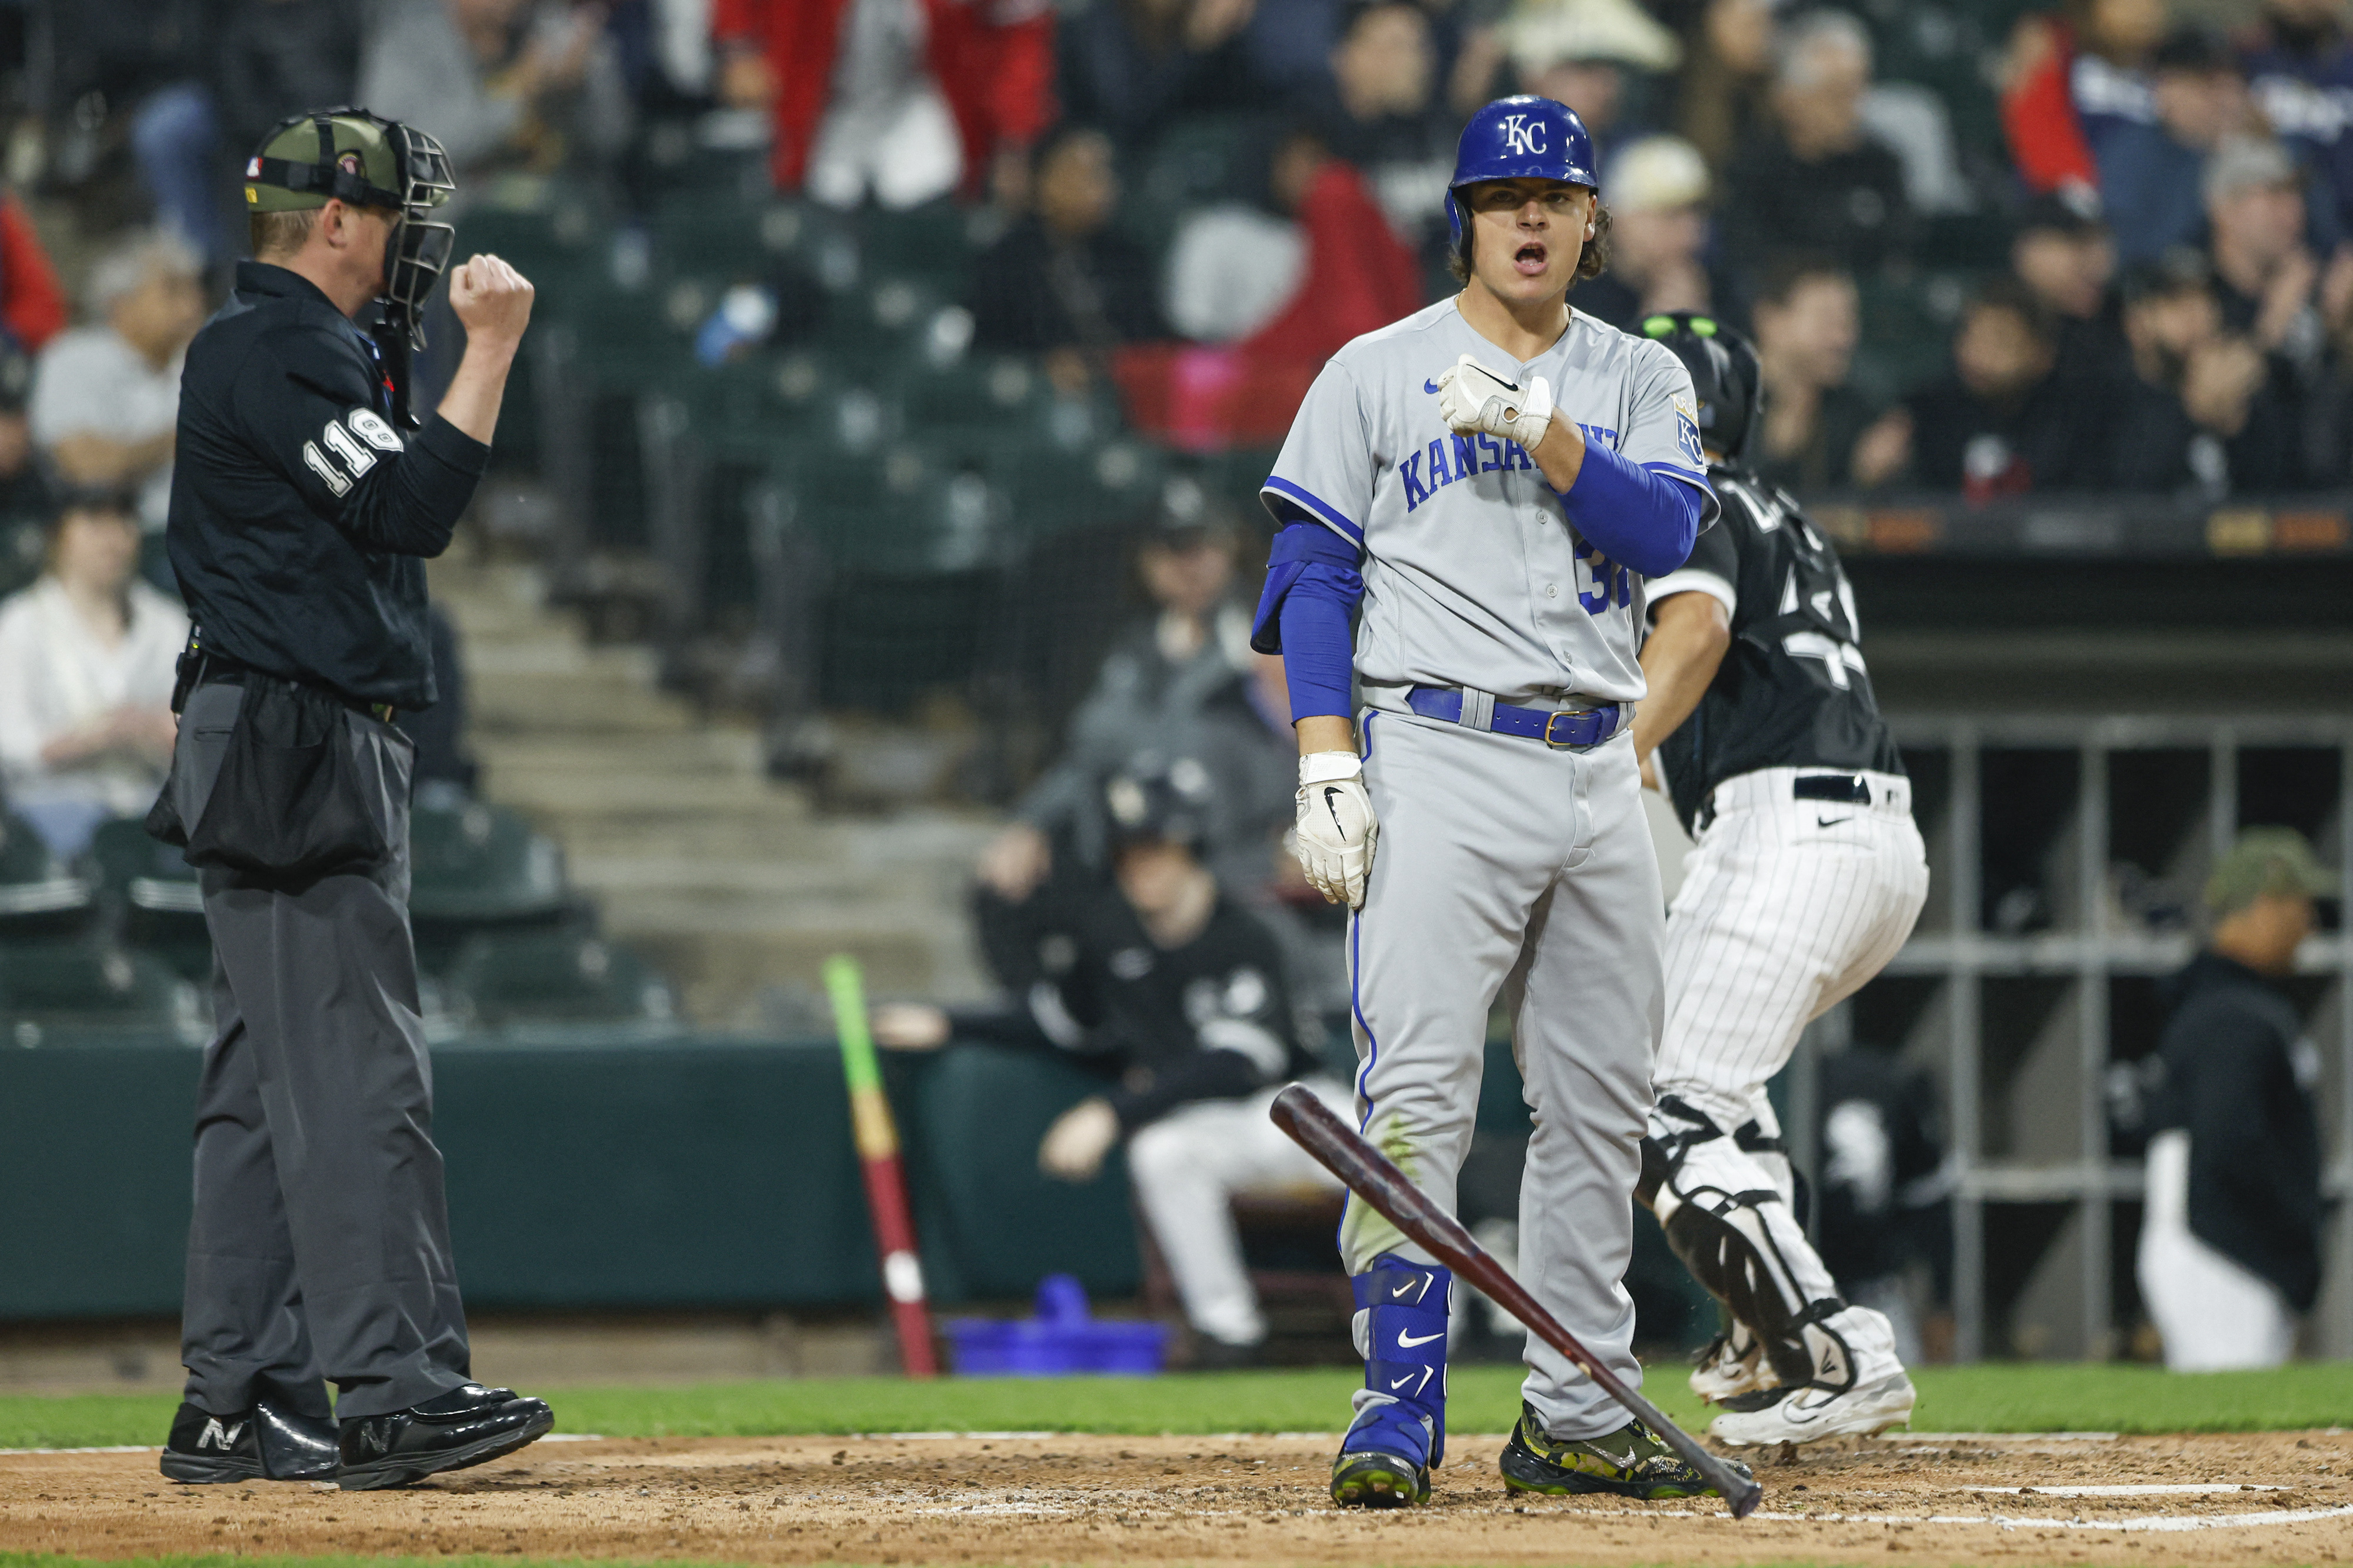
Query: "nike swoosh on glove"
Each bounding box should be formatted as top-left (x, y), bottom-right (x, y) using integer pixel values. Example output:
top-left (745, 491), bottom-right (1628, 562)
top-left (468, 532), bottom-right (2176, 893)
top-left (1294, 751), bottom-right (1378, 910)
top-left (1435, 353), bottom-right (1553, 449)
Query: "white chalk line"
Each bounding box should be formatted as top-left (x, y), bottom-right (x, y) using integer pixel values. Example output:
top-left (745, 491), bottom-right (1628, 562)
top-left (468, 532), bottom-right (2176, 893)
top-left (1, 1433), bottom-right (605, 1457)
top-left (1968, 1483), bottom-right (2281, 1496)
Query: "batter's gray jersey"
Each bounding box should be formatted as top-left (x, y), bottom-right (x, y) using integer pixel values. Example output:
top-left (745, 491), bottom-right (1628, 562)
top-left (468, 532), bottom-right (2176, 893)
top-left (1261, 299), bottom-right (1718, 709)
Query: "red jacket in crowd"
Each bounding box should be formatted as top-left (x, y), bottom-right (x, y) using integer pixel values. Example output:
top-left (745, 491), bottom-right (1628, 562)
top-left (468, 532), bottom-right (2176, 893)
top-left (712, 0), bottom-right (1057, 198)
top-left (0, 196), bottom-right (65, 353)
top-left (2001, 18), bottom-right (2101, 196)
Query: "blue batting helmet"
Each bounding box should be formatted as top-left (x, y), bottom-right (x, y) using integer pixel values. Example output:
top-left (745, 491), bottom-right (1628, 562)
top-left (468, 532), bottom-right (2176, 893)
top-left (1445, 95), bottom-right (1598, 249)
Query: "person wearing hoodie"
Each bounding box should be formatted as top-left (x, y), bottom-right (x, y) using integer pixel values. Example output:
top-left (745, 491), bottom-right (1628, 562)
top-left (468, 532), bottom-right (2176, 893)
top-left (2136, 828), bottom-right (2335, 1371)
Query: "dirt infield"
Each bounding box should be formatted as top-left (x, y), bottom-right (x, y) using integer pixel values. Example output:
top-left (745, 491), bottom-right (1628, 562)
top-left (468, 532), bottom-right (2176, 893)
top-left (3, 1430), bottom-right (2349, 1566)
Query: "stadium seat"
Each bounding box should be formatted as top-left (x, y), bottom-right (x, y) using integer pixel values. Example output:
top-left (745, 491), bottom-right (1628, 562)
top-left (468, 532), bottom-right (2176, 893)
top-left (859, 199), bottom-right (983, 291)
top-left (0, 810), bottom-right (96, 939)
top-left (407, 798), bottom-right (572, 970)
top-left (0, 519), bottom-right (42, 599)
top-left (441, 927), bottom-right (679, 1039)
top-left (85, 818), bottom-right (210, 982)
top-left (0, 940), bottom-right (202, 1047)
top-left (1121, 114), bottom-right (1260, 258)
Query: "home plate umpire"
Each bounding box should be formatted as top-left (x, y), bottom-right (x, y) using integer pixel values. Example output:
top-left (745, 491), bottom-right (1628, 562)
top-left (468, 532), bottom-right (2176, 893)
top-left (148, 108), bottom-right (552, 1490)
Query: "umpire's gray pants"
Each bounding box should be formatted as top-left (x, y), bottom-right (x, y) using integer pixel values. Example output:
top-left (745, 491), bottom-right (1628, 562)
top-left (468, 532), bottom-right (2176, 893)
top-left (1344, 709), bottom-right (1662, 1440)
top-left (172, 680), bottom-right (473, 1421)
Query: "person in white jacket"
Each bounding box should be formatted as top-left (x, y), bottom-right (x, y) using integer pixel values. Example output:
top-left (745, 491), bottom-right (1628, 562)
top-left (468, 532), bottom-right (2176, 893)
top-left (0, 491), bottom-right (185, 859)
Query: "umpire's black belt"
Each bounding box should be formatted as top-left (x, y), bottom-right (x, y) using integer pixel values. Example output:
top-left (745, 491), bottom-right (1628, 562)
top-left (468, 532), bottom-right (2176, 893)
top-left (176, 646), bottom-right (396, 725)
top-left (1408, 685), bottom-right (1626, 749)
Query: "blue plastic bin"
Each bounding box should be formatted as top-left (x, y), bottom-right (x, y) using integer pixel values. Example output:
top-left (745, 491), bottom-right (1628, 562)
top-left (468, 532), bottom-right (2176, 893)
top-left (943, 1274), bottom-right (1172, 1375)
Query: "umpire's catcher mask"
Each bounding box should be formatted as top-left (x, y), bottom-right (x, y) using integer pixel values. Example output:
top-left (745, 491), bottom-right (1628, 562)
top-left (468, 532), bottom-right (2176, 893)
top-left (245, 108), bottom-right (456, 352)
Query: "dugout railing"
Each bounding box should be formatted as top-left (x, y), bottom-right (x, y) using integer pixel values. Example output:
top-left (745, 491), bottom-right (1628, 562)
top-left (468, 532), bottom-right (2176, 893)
top-left (1787, 714), bottom-right (2353, 1362)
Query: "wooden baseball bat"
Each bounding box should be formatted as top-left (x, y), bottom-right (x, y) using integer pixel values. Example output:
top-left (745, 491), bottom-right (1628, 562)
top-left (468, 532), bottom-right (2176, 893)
top-left (825, 955), bottom-right (938, 1378)
top-left (1269, 1083), bottom-right (1762, 1517)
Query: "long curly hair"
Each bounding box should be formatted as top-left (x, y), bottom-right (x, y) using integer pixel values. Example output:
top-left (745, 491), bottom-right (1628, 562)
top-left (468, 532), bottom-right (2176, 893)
top-left (1449, 201), bottom-right (1612, 291)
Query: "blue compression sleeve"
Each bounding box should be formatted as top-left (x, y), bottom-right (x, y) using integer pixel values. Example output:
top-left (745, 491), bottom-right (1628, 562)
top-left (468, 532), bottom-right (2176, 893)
top-left (1554, 447), bottom-right (1707, 578)
top-left (1251, 523), bottom-right (1362, 722)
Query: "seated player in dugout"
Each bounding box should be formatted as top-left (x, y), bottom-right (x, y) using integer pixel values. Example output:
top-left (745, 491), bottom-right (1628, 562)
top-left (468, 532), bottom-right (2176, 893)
top-left (874, 758), bottom-right (1351, 1367)
top-left (1627, 312), bottom-right (1930, 1446)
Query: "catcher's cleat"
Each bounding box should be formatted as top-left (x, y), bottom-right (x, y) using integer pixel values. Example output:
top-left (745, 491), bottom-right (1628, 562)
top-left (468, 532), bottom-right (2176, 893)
top-left (1500, 1403), bottom-right (1753, 1501)
top-left (1707, 1369), bottom-right (1916, 1447)
top-left (1689, 1326), bottom-right (1777, 1404)
top-left (1330, 1447), bottom-right (1431, 1508)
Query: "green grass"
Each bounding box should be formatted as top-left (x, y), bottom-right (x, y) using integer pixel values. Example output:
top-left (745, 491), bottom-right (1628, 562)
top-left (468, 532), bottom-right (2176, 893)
top-left (4, 1361), bottom-right (2348, 1452)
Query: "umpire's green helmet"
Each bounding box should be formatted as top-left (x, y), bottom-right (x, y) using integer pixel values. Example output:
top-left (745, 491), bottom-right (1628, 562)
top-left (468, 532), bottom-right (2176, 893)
top-left (244, 108), bottom-right (456, 349)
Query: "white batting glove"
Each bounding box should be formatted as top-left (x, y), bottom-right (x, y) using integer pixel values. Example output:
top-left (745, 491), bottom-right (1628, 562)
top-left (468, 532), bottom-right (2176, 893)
top-left (1293, 752), bottom-right (1378, 910)
top-left (1436, 353), bottom-right (1553, 449)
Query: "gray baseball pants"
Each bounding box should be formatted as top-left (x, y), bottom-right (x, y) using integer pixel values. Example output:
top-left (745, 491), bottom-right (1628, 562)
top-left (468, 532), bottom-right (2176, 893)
top-left (1344, 708), bottom-right (1663, 1440)
top-left (172, 680), bottom-right (473, 1421)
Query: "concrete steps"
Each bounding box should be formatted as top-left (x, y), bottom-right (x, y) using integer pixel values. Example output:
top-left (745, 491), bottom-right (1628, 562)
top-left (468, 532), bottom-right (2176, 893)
top-left (428, 553), bottom-right (992, 1023)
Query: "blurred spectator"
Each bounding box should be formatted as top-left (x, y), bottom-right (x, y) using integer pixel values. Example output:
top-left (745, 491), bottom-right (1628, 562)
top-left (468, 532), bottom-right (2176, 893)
top-left (1164, 159), bottom-right (1308, 345)
top-left (1058, 0), bottom-right (1255, 150)
top-left (2137, 828), bottom-right (2333, 1371)
top-left (212, 0), bottom-right (369, 163)
top-left (1814, 1043), bottom-right (1950, 1370)
top-left (977, 486), bottom-right (1272, 902)
top-left (1999, 0), bottom-right (2168, 201)
top-left (2244, 0), bottom-right (2353, 246)
top-left (1719, 10), bottom-right (1913, 279)
top-left (1314, 1), bottom-right (1457, 246)
top-left (969, 125), bottom-right (1166, 389)
top-left (2098, 28), bottom-right (2253, 267)
top-left (1234, 128), bottom-right (1424, 363)
top-left (1748, 255), bottom-right (1902, 492)
top-left (1501, 0), bottom-right (1682, 161)
top-left (0, 491), bottom-right (186, 860)
top-left (2202, 135), bottom-right (2337, 362)
top-left (30, 232), bottom-right (204, 533)
top-left (2109, 249), bottom-right (2295, 496)
top-left (2011, 190), bottom-right (2127, 387)
top-left (1670, 0), bottom-right (1774, 172)
top-left (359, 0), bottom-right (632, 180)
top-left (0, 194), bottom-right (68, 357)
top-left (1571, 134), bottom-right (1718, 329)
top-left (409, 603), bottom-right (482, 799)
top-left (0, 346), bottom-right (53, 554)
top-left (1898, 279), bottom-right (2107, 499)
top-left (716, 0), bottom-right (1052, 206)
top-left (882, 760), bottom-right (1340, 1366)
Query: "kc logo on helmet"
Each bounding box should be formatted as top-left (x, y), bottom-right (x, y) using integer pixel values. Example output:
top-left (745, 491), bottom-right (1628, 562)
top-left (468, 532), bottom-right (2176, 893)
top-left (1498, 114), bottom-right (1548, 156)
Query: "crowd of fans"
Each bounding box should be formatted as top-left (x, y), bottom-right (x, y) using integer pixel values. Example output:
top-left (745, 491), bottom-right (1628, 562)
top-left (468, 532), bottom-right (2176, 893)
top-left (21, 0), bottom-right (2353, 507)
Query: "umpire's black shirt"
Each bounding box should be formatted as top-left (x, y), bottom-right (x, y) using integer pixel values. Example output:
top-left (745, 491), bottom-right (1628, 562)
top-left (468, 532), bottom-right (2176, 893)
top-left (168, 262), bottom-right (490, 710)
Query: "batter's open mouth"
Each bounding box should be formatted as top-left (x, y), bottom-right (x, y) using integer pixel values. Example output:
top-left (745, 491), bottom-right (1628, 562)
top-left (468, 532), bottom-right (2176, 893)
top-left (1514, 241), bottom-right (1548, 275)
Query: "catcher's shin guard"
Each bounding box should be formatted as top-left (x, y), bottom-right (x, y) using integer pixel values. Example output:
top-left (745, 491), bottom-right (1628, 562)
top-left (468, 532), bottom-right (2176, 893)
top-left (1342, 1254), bottom-right (1451, 1469)
top-left (1642, 1097), bottom-right (1858, 1393)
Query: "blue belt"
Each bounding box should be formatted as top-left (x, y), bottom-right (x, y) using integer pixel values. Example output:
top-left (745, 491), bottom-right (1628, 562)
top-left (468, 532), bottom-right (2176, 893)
top-left (1407, 686), bottom-right (1624, 749)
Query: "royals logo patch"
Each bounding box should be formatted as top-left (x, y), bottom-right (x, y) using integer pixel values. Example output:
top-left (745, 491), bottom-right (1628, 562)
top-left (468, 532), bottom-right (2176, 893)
top-left (1672, 396), bottom-right (1704, 466)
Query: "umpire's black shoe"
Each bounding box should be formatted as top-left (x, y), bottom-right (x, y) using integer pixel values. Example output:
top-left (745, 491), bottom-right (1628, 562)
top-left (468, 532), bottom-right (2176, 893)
top-left (335, 1383), bottom-right (554, 1491)
top-left (161, 1399), bottom-right (340, 1483)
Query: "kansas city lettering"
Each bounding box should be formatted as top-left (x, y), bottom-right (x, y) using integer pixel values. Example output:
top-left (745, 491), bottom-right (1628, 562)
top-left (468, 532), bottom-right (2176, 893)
top-left (1401, 423), bottom-right (1619, 513)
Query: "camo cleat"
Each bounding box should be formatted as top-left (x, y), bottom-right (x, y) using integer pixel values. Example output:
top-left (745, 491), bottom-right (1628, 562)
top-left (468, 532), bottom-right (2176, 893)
top-left (1330, 1446), bottom-right (1431, 1508)
top-left (1499, 1403), bottom-right (1753, 1501)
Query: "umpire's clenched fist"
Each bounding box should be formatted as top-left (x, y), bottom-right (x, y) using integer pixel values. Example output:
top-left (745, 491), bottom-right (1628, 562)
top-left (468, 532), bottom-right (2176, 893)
top-left (449, 253), bottom-right (534, 349)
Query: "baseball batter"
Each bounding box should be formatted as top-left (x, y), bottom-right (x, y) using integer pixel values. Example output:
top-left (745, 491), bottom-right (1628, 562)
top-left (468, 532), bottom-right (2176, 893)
top-left (1252, 96), bottom-right (1748, 1508)
top-left (1630, 313), bottom-right (1929, 1446)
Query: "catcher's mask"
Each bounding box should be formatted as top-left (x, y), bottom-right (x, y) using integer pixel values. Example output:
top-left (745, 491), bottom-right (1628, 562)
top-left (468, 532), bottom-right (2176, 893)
top-left (245, 108), bottom-right (455, 351)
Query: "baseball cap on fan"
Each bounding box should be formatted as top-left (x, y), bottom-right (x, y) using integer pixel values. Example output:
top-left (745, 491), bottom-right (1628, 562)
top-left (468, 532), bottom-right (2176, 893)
top-left (2204, 828), bottom-right (2341, 916)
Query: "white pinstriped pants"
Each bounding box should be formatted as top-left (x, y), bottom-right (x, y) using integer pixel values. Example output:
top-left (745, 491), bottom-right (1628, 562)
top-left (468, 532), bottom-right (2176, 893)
top-left (1651, 768), bottom-right (1928, 1384)
top-left (1653, 768), bottom-right (1929, 1134)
